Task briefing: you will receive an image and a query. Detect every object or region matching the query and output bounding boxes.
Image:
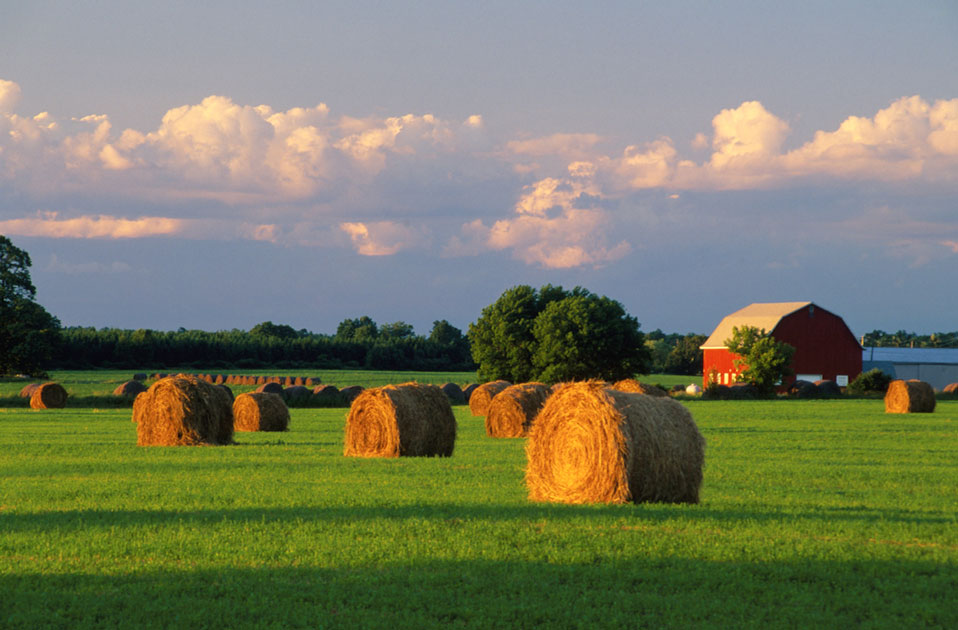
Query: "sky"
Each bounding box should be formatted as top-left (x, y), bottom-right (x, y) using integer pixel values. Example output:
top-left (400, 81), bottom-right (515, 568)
top-left (2, 1), bottom-right (957, 338)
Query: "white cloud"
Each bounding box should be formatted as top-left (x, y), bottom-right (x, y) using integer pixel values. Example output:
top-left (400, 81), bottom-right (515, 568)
top-left (0, 211), bottom-right (184, 239)
top-left (0, 79), bottom-right (22, 113)
top-left (340, 221), bottom-right (427, 256)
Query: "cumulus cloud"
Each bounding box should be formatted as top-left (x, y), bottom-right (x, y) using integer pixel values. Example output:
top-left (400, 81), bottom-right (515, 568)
top-left (340, 221), bottom-right (427, 256)
top-left (0, 79), bottom-right (22, 113)
top-left (0, 211), bottom-right (185, 239)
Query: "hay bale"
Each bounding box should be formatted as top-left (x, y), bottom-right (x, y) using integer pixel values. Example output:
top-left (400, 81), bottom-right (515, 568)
top-left (283, 385), bottom-right (311, 403)
top-left (485, 382), bottom-right (550, 438)
top-left (255, 382), bottom-right (284, 395)
top-left (885, 379), bottom-right (936, 413)
top-left (113, 380), bottom-right (149, 397)
top-left (233, 392), bottom-right (289, 432)
top-left (133, 375), bottom-right (234, 446)
top-left (611, 379), bottom-right (669, 397)
top-left (943, 383), bottom-right (958, 394)
top-left (525, 381), bottom-right (705, 505)
top-left (29, 383), bottom-right (68, 409)
top-left (133, 373), bottom-right (147, 381)
top-left (313, 384), bottom-right (340, 396)
top-left (340, 385), bottom-right (364, 403)
top-left (216, 384), bottom-right (234, 402)
top-left (462, 383), bottom-right (478, 402)
top-left (19, 383), bottom-right (41, 398)
top-left (440, 382), bottom-right (466, 404)
top-left (344, 383), bottom-right (456, 458)
top-left (789, 380), bottom-right (818, 398)
top-left (468, 380), bottom-right (512, 416)
top-left (815, 379), bottom-right (842, 397)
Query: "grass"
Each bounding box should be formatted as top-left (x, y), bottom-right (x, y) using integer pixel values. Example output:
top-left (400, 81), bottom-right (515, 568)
top-left (0, 382), bottom-right (956, 628)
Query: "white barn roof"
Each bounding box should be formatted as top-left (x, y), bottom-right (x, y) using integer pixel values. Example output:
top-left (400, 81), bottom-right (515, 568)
top-left (701, 302), bottom-right (812, 349)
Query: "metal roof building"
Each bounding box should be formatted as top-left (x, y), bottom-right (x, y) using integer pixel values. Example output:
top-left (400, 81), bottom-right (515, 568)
top-left (862, 347), bottom-right (958, 390)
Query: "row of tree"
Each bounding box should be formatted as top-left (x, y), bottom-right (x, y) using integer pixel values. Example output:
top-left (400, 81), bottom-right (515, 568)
top-left (860, 330), bottom-right (958, 348)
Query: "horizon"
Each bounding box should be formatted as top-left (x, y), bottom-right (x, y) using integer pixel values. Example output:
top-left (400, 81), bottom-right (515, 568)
top-left (2, 2), bottom-right (957, 340)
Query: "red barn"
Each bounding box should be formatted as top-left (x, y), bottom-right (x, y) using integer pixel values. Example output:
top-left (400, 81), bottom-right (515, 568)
top-left (700, 302), bottom-right (862, 389)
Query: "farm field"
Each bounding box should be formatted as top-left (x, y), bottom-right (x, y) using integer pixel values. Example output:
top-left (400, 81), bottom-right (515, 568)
top-left (0, 385), bottom-right (955, 628)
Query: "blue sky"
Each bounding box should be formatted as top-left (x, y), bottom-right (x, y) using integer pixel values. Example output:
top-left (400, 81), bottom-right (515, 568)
top-left (2, 1), bottom-right (957, 337)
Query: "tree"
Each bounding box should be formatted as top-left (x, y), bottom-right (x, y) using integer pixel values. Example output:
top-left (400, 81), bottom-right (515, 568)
top-left (468, 284), bottom-right (649, 383)
top-left (664, 334), bottom-right (707, 375)
top-left (335, 316), bottom-right (379, 343)
top-left (0, 237), bottom-right (61, 376)
top-left (532, 291), bottom-right (649, 382)
top-left (249, 321), bottom-right (299, 339)
top-left (724, 325), bottom-right (795, 396)
top-left (467, 285), bottom-right (568, 382)
top-left (379, 321), bottom-right (415, 340)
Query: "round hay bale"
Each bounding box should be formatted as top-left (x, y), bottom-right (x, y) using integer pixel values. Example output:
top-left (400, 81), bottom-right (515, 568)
top-left (610, 379), bottom-right (669, 397)
top-left (216, 384), bottom-right (234, 402)
top-left (440, 382), bottom-right (466, 404)
top-left (468, 380), bottom-right (511, 416)
top-left (293, 376), bottom-right (306, 386)
top-left (19, 383), bottom-right (42, 398)
top-left (462, 383), bottom-right (478, 402)
top-left (113, 380), bottom-right (149, 397)
top-left (344, 382), bottom-right (456, 458)
top-left (525, 381), bottom-right (705, 505)
top-left (233, 392), bottom-right (289, 432)
top-left (132, 375), bottom-right (234, 446)
top-left (340, 385), bottom-right (364, 403)
top-left (255, 382), bottom-right (284, 395)
top-left (789, 380), bottom-right (818, 398)
top-left (254, 376), bottom-right (267, 385)
top-left (304, 377), bottom-right (322, 386)
top-left (133, 372), bottom-right (147, 381)
top-left (685, 384), bottom-right (702, 396)
top-left (213, 374), bottom-right (226, 385)
top-left (885, 379), bottom-right (936, 413)
top-left (29, 383), bottom-right (68, 409)
top-left (943, 383), bottom-right (958, 395)
top-left (313, 384), bottom-right (340, 396)
top-left (814, 379), bottom-right (842, 397)
top-left (485, 382), bottom-right (551, 438)
top-left (283, 385), bottom-right (311, 403)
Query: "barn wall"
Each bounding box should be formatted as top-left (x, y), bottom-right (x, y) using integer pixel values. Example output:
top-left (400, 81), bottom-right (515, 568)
top-left (702, 348), bottom-right (743, 388)
top-left (772, 305), bottom-right (862, 385)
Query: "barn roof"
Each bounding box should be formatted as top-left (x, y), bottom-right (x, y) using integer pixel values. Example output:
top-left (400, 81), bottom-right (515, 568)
top-left (700, 302), bottom-right (812, 349)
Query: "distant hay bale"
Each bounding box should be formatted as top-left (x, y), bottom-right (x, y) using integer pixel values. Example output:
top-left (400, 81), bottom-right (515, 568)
top-left (19, 383), bottom-right (41, 398)
top-left (344, 383), bottom-right (456, 457)
top-left (462, 383), bottom-right (478, 402)
top-left (943, 383), bottom-right (958, 394)
top-left (283, 385), bottom-right (311, 403)
top-left (304, 377), bottom-right (321, 386)
top-left (789, 380), bottom-right (818, 398)
top-left (133, 375), bottom-right (234, 446)
top-left (293, 376), bottom-right (305, 386)
top-left (133, 373), bottom-right (147, 381)
top-left (340, 385), bottom-right (364, 403)
top-left (233, 392), bottom-right (290, 432)
top-left (685, 384), bottom-right (702, 396)
top-left (468, 380), bottom-right (511, 416)
top-left (255, 376), bottom-right (267, 385)
top-left (485, 382), bottom-right (551, 438)
top-left (213, 374), bottom-right (226, 385)
top-left (815, 379), bottom-right (842, 397)
top-left (440, 383), bottom-right (465, 404)
top-left (29, 383), bottom-right (68, 409)
top-left (313, 384), bottom-right (340, 396)
top-left (885, 380), bottom-right (936, 413)
top-left (255, 382), bottom-right (284, 395)
top-left (525, 381), bottom-right (705, 505)
top-left (611, 379), bottom-right (668, 397)
top-left (113, 380), bottom-right (149, 397)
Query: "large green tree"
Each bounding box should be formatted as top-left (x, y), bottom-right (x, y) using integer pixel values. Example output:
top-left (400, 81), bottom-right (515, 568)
top-left (468, 284), bottom-right (649, 383)
top-left (0, 236), bottom-right (61, 376)
top-left (724, 325), bottom-right (795, 396)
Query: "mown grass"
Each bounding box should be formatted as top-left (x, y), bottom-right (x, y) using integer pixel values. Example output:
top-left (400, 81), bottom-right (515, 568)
top-left (1, 393), bottom-right (955, 628)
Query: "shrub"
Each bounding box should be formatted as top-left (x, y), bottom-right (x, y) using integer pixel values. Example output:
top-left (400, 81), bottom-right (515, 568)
top-left (847, 369), bottom-right (892, 395)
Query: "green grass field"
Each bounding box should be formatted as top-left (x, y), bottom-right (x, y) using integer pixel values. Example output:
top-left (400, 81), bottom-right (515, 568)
top-left (0, 375), bottom-right (955, 628)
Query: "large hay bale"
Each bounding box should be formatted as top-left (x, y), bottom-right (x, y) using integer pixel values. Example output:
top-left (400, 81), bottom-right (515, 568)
top-left (133, 375), bottom-right (234, 446)
top-left (19, 383), bottom-right (41, 398)
top-left (944, 383), bottom-right (958, 394)
top-left (462, 383), bottom-right (478, 402)
top-left (344, 383), bottom-right (456, 458)
top-left (313, 384), bottom-right (340, 396)
top-left (283, 385), bottom-right (311, 403)
top-left (440, 382), bottom-right (465, 404)
top-left (789, 380), bottom-right (818, 398)
top-left (611, 379), bottom-right (669, 397)
top-left (526, 381), bottom-right (705, 505)
top-left (340, 385), bottom-right (364, 403)
top-left (468, 380), bottom-right (511, 416)
top-left (885, 379), bottom-right (936, 413)
top-left (216, 384), bottom-right (234, 402)
top-left (233, 392), bottom-right (290, 432)
top-left (113, 380), bottom-right (149, 397)
top-left (485, 382), bottom-right (550, 438)
top-left (815, 379), bottom-right (842, 397)
top-left (255, 382), bottom-right (284, 395)
top-left (133, 372), bottom-right (147, 381)
top-left (29, 383), bottom-right (68, 409)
